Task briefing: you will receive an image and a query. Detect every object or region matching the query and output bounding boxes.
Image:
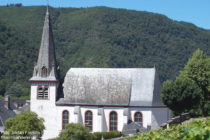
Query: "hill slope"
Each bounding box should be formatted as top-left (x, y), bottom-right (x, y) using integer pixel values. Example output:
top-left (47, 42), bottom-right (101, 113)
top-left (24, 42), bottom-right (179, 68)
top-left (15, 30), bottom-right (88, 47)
top-left (0, 6), bottom-right (210, 97)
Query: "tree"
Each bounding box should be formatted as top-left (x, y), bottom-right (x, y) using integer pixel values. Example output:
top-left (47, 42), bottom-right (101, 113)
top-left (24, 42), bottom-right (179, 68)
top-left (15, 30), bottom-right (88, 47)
top-left (161, 49), bottom-right (210, 116)
top-left (0, 80), bottom-right (6, 96)
top-left (181, 49), bottom-right (210, 116)
top-left (5, 84), bottom-right (23, 97)
top-left (161, 77), bottom-right (201, 115)
top-left (4, 111), bottom-right (45, 140)
top-left (57, 123), bottom-right (93, 140)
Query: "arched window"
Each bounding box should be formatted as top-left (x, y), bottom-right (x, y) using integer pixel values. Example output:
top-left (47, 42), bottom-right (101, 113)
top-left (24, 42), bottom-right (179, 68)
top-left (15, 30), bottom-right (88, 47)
top-left (85, 111), bottom-right (93, 131)
top-left (134, 112), bottom-right (143, 125)
top-left (41, 66), bottom-right (47, 77)
top-left (62, 110), bottom-right (69, 129)
top-left (109, 111), bottom-right (117, 131)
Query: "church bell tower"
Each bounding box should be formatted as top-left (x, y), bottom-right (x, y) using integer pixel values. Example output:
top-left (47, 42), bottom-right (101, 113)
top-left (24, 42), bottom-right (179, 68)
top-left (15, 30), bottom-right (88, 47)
top-left (30, 7), bottom-right (59, 110)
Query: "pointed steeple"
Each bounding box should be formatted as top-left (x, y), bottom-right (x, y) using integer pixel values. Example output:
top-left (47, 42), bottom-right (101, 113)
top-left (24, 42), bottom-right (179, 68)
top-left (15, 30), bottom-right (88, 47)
top-left (31, 8), bottom-right (58, 81)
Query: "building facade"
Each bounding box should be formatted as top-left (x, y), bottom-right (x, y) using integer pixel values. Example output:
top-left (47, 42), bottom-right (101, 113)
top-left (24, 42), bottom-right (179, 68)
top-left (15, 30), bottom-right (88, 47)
top-left (30, 9), bottom-right (171, 139)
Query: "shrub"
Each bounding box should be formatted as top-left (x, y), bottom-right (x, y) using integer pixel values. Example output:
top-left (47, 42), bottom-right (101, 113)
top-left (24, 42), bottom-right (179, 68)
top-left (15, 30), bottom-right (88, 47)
top-left (4, 111), bottom-right (45, 139)
top-left (93, 131), bottom-right (122, 140)
top-left (128, 117), bottom-right (210, 140)
top-left (57, 123), bottom-right (93, 140)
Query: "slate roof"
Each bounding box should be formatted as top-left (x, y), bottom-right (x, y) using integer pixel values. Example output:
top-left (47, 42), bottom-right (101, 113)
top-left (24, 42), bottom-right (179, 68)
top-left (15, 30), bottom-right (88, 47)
top-left (30, 8), bottom-right (57, 81)
top-left (0, 106), bottom-right (16, 127)
top-left (122, 122), bottom-right (147, 135)
top-left (0, 100), bottom-right (28, 110)
top-left (9, 100), bottom-right (26, 110)
top-left (57, 68), bottom-right (164, 106)
top-left (17, 102), bottom-right (30, 112)
top-left (0, 99), bottom-right (30, 129)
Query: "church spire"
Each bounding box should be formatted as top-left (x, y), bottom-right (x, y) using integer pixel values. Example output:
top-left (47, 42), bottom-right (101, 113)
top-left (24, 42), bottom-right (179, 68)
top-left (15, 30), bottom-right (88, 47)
top-left (31, 8), bottom-right (58, 81)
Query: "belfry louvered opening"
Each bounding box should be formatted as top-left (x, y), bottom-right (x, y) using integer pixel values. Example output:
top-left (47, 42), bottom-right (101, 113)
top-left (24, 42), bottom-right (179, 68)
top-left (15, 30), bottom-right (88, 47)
top-left (37, 86), bottom-right (49, 99)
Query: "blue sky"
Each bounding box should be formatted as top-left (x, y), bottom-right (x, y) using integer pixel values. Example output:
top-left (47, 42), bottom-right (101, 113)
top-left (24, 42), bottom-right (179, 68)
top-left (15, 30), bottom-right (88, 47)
top-left (0, 0), bottom-right (209, 30)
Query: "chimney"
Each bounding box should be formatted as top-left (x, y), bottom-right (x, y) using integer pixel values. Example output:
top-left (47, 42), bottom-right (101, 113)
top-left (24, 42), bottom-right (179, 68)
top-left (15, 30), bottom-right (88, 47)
top-left (4, 95), bottom-right (10, 109)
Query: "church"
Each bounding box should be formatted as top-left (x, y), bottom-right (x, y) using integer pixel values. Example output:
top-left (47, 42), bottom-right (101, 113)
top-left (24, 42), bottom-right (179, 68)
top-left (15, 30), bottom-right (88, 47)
top-left (30, 8), bottom-right (171, 139)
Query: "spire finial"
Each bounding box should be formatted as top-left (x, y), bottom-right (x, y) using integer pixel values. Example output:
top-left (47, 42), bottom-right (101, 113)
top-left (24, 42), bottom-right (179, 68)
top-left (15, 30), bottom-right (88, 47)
top-left (46, 0), bottom-right (49, 14)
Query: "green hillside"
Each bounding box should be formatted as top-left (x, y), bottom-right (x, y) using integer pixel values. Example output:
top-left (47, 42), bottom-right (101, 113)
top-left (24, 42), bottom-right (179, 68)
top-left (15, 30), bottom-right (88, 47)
top-left (0, 6), bottom-right (210, 98)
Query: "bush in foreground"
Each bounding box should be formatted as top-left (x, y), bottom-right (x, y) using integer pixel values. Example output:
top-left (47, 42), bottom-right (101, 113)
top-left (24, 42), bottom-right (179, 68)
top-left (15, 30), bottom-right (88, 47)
top-left (92, 131), bottom-right (122, 140)
top-left (57, 123), bottom-right (93, 140)
top-left (128, 117), bottom-right (210, 140)
top-left (4, 111), bottom-right (45, 140)
top-left (55, 123), bottom-right (122, 140)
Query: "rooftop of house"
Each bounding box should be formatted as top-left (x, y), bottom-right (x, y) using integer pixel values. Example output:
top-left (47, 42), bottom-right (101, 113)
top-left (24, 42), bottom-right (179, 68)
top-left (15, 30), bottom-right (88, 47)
top-left (0, 97), bottom-right (30, 130)
top-left (0, 105), bottom-right (16, 128)
top-left (122, 122), bottom-right (147, 135)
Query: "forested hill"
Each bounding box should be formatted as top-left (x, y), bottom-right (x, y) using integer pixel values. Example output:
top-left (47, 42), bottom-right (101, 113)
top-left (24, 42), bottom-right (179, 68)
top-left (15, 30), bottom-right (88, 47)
top-left (0, 6), bottom-right (210, 98)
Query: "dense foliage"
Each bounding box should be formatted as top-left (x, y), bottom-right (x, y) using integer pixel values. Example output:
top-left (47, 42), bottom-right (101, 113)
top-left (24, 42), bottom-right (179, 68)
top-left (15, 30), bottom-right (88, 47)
top-left (92, 131), bottom-right (122, 140)
top-left (56, 123), bottom-right (93, 140)
top-left (0, 21), bottom-right (32, 98)
top-left (0, 6), bottom-right (210, 98)
top-left (54, 123), bottom-right (122, 140)
top-left (182, 49), bottom-right (210, 116)
top-left (4, 111), bottom-right (45, 140)
top-left (161, 49), bottom-right (210, 116)
top-left (128, 117), bottom-right (210, 140)
top-left (161, 77), bottom-right (201, 114)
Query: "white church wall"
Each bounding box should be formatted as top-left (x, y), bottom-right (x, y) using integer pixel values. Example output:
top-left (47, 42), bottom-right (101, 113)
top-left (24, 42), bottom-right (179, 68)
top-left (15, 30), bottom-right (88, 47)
top-left (151, 108), bottom-right (170, 129)
top-left (55, 106), bottom-right (126, 132)
top-left (130, 108), bottom-right (152, 128)
top-left (54, 106), bottom-right (127, 133)
top-left (31, 90), bottom-right (171, 140)
top-left (80, 107), bottom-right (99, 132)
top-left (30, 83), bottom-right (60, 140)
top-left (56, 106), bottom-right (75, 127)
top-left (30, 83), bottom-right (58, 105)
top-left (30, 85), bottom-right (37, 111)
top-left (103, 107), bottom-right (124, 132)
top-left (31, 97), bottom-right (171, 140)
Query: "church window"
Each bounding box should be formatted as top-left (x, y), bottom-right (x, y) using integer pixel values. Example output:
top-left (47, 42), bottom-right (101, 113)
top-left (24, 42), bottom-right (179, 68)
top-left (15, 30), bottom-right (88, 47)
top-left (37, 86), bottom-right (48, 99)
top-left (62, 110), bottom-right (69, 129)
top-left (109, 111), bottom-right (118, 131)
top-left (85, 111), bottom-right (93, 131)
top-left (134, 112), bottom-right (143, 125)
top-left (41, 66), bottom-right (48, 77)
